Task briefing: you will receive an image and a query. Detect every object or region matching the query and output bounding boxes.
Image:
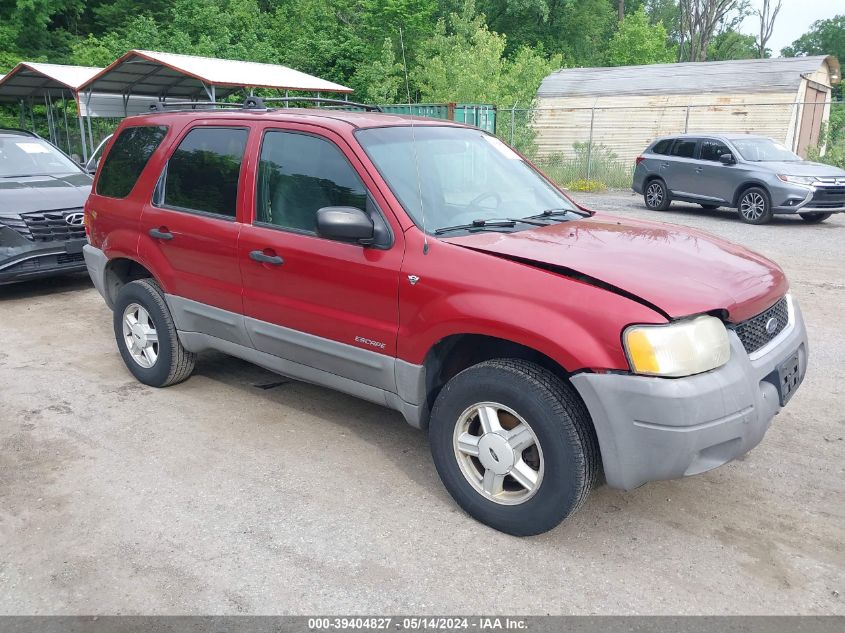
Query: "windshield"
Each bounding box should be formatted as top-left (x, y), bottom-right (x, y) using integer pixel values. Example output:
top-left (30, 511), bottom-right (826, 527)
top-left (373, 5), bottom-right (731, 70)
top-left (731, 138), bottom-right (801, 162)
top-left (356, 126), bottom-right (579, 234)
top-left (0, 136), bottom-right (82, 177)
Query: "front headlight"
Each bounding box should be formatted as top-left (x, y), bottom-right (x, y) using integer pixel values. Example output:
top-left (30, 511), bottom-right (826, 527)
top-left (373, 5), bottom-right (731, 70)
top-left (777, 174), bottom-right (816, 186)
top-left (623, 315), bottom-right (730, 377)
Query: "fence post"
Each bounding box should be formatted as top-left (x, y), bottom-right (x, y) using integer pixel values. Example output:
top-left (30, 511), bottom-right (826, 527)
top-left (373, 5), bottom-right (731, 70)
top-left (510, 102), bottom-right (517, 145)
top-left (684, 105), bottom-right (690, 133)
top-left (586, 106), bottom-right (595, 181)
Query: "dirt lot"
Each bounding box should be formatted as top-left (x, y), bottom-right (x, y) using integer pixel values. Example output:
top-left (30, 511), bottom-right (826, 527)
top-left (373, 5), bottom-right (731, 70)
top-left (1, 193), bottom-right (843, 615)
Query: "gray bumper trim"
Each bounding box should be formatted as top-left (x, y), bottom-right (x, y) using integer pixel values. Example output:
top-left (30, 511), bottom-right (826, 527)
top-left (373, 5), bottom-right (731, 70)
top-left (83, 244), bottom-right (111, 308)
top-left (571, 301), bottom-right (808, 490)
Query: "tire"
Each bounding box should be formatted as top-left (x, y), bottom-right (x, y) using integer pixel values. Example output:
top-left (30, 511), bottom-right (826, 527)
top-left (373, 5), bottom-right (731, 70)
top-left (643, 178), bottom-right (671, 211)
top-left (737, 187), bottom-right (773, 224)
top-left (799, 212), bottom-right (831, 224)
top-left (428, 359), bottom-right (600, 536)
top-left (113, 278), bottom-right (196, 387)
top-left (700, 203), bottom-right (719, 210)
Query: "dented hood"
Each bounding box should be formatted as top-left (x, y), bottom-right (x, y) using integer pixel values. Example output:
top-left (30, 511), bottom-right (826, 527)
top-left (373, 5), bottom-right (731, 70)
top-left (441, 214), bottom-right (788, 323)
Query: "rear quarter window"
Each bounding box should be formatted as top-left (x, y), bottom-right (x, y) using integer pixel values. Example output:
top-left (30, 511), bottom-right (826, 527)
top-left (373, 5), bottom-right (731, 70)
top-left (96, 125), bottom-right (168, 198)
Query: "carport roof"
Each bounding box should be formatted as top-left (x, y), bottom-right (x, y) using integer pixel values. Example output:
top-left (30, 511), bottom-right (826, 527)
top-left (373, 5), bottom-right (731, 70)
top-left (79, 50), bottom-right (353, 99)
top-left (0, 62), bottom-right (102, 101)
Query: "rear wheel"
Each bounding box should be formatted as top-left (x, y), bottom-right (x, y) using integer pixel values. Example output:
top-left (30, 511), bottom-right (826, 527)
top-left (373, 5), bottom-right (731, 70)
top-left (644, 179), bottom-right (670, 211)
top-left (737, 187), bottom-right (773, 224)
top-left (799, 212), bottom-right (831, 224)
top-left (113, 279), bottom-right (196, 387)
top-left (429, 359), bottom-right (599, 536)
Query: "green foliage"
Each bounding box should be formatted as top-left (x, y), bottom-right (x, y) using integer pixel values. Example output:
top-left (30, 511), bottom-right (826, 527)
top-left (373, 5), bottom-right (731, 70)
top-left (708, 30), bottom-right (759, 61)
top-left (565, 178), bottom-right (608, 192)
top-left (413, 1), bottom-right (560, 106)
top-left (606, 7), bottom-right (675, 66)
top-left (782, 14), bottom-right (844, 99)
top-left (781, 14), bottom-right (845, 60)
top-left (807, 103), bottom-right (845, 170)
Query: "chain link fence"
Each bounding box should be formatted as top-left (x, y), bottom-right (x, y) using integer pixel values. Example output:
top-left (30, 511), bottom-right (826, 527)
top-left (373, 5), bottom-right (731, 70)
top-left (498, 100), bottom-right (845, 190)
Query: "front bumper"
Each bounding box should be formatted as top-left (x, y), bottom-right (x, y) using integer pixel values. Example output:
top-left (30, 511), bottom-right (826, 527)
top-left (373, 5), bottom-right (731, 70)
top-left (772, 183), bottom-right (845, 214)
top-left (570, 300), bottom-right (808, 490)
top-left (0, 226), bottom-right (88, 285)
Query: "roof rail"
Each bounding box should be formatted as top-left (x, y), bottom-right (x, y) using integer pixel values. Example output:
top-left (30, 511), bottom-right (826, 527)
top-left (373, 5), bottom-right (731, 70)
top-left (148, 101), bottom-right (244, 112)
top-left (147, 96), bottom-right (383, 113)
top-left (248, 97), bottom-right (384, 112)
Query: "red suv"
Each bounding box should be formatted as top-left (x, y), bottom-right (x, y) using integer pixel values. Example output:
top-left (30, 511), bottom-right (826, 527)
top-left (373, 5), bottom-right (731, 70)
top-left (83, 99), bottom-right (808, 535)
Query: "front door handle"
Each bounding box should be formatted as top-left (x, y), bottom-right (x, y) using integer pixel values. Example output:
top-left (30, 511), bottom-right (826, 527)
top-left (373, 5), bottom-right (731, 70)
top-left (250, 250), bottom-right (284, 265)
top-left (149, 227), bottom-right (173, 241)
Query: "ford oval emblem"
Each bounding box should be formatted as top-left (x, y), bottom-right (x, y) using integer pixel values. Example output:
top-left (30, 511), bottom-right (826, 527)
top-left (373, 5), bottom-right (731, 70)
top-left (765, 317), bottom-right (779, 335)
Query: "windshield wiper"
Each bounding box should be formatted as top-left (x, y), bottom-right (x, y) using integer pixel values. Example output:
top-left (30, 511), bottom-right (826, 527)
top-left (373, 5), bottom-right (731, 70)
top-left (526, 207), bottom-right (590, 220)
top-left (434, 218), bottom-right (546, 235)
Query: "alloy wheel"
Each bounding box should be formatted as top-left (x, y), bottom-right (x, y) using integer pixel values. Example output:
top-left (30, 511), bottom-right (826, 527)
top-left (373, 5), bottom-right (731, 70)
top-left (122, 302), bottom-right (159, 368)
top-left (646, 182), bottom-right (664, 208)
top-left (740, 191), bottom-right (766, 221)
top-left (452, 402), bottom-right (544, 505)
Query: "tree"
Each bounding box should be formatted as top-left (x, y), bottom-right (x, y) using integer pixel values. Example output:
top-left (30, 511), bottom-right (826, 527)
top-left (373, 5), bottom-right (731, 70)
top-left (677, 0), bottom-right (747, 61)
top-left (606, 7), bottom-right (675, 66)
top-left (754, 0), bottom-right (781, 58)
top-left (479, 0), bottom-right (615, 66)
top-left (708, 29), bottom-right (758, 60)
top-left (782, 14), bottom-right (845, 61)
top-left (412, 1), bottom-right (560, 106)
top-left (782, 14), bottom-right (844, 98)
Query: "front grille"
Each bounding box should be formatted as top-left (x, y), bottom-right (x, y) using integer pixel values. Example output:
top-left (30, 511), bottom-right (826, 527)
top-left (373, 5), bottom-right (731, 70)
top-left (2, 252), bottom-right (85, 274)
top-left (734, 296), bottom-right (789, 355)
top-left (811, 187), bottom-right (845, 207)
top-left (8, 209), bottom-right (86, 242)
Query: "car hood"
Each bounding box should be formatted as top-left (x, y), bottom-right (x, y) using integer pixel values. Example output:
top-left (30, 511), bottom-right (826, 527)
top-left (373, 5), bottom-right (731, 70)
top-left (0, 173), bottom-right (92, 216)
top-left (441, 214), bottom-right (788, 323)
top-left (751, 160), bottom-right (845, 177)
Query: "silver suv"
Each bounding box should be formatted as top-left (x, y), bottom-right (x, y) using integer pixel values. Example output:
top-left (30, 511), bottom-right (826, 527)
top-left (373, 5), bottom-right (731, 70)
top-left (632, 133), bottom-right (845, 224)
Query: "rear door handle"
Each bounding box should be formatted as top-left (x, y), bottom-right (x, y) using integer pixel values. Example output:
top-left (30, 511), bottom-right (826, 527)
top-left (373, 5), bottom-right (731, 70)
top-left (660, 162), bottom-right (669, 169)
top-left (149, 228), bottom-right (173, 241)
top-left (250, 250), bottom-right (284, 265)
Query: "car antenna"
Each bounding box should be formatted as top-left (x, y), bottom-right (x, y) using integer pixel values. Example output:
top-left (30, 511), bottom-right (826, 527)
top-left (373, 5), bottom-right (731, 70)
top-left (400, 26), bottom-right (429, 255)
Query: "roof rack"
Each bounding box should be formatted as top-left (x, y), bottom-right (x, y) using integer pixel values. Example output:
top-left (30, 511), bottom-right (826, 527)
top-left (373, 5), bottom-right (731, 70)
top-left (148, 96), bottom-right (383, 113)
top-left (248, 96), bottom-right (383, 112)
top-left (149, 101), bottom-right (245, 112)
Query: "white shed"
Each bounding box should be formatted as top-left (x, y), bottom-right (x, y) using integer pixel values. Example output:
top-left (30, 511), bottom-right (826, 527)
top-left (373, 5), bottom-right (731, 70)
top-left (534, 56), bottom-right (841, 161)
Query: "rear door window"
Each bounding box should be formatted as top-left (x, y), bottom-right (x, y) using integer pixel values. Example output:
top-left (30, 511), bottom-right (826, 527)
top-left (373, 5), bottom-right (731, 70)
top-left (651, 139), bottom-right (673, 155)
top-left (96, 125), bottom-right (168, 198)
top-left (670, 138), bottom-right (698, 159)
top-left (159, 127), bottom-right (248, 218)
top-left (700, 139), bottom-right (732, 162)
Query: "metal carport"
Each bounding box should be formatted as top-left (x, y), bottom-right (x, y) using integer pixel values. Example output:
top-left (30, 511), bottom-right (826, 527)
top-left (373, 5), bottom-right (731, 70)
top-left (0, 62), bottom-right (103, 160)
top-left (78, 49), bottom-right (352, 107)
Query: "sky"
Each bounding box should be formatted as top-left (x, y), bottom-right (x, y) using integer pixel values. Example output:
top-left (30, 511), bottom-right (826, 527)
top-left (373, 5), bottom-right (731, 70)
top-left (740, 0), bottom-right (842, 55)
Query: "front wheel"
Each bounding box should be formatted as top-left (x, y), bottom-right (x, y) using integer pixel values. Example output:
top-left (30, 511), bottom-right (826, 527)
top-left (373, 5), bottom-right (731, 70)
top-left (429, 359), bottom-right (600, 536)
top-left (644, 179), bottom-right (671, 211)
top-left (737, 187), bottom-right (773, 224)
top-left (113, 278), bottom-right (196, 387)
top-left (799, 212), bottom-right (831, 223)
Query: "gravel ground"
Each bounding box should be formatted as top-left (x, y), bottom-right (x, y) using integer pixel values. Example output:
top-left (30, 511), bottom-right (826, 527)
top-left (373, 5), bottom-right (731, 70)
top-left (1, 192), bottom-right (843, 615)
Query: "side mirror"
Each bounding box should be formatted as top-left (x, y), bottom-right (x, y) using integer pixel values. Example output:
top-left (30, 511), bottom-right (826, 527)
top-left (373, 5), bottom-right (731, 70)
top-left (719, 153), bottom-right (735, 165)
top-left (316, 206), bottom-right (374, 245)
